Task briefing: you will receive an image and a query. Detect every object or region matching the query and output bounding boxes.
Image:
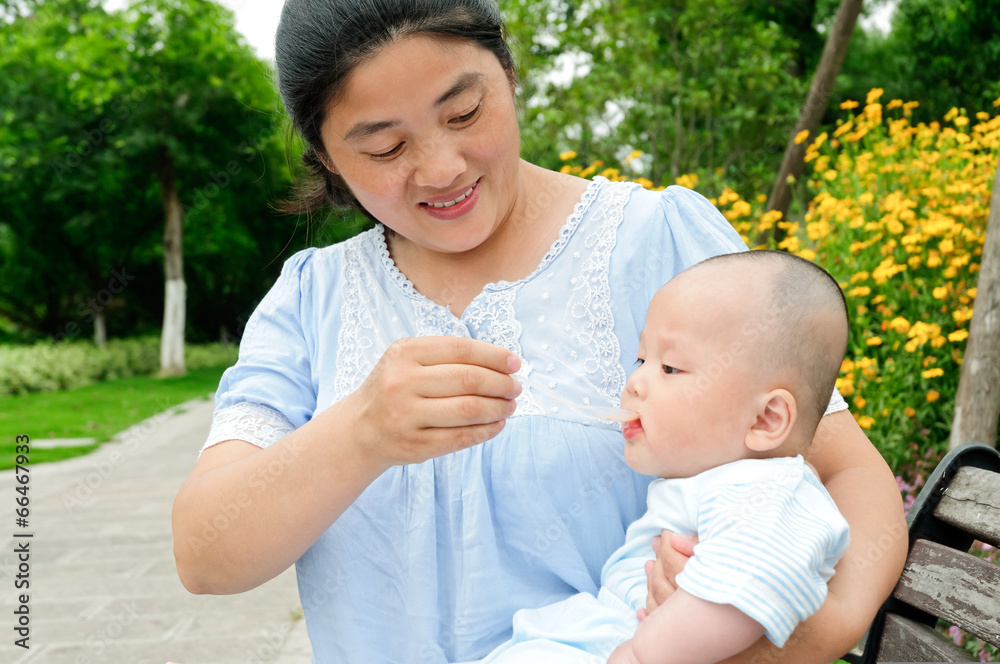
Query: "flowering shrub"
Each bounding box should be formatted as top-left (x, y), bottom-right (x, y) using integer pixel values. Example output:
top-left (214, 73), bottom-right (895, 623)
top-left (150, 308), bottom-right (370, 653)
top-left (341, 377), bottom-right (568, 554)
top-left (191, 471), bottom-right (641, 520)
top-left (0, 338), bottom-right (238, 396)
top-left (743, 90), bottom-right (998, 474)
top-left (561, 90), bottom-right (1000, 475)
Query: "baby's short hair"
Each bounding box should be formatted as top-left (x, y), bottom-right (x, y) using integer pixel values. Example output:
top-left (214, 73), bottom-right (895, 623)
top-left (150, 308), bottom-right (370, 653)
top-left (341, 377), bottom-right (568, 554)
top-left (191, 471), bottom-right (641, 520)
top-left (694, 250), bottom-right (849, 440)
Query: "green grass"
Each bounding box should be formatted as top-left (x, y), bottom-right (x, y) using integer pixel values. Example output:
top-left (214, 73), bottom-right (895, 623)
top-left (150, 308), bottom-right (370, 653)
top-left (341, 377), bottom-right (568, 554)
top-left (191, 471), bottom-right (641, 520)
top-left (0, 365), bottom-right (229, 470)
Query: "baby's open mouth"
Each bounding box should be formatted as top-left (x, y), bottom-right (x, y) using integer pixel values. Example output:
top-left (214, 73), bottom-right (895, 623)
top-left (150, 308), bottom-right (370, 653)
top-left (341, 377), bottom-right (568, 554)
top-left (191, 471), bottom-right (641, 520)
top-left (622, 418), bottom-right (643, 439)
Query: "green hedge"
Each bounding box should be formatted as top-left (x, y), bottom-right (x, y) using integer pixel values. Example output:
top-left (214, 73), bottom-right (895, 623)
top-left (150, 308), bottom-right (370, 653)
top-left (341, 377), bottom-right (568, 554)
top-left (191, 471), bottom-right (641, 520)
top-left (0, 337), bottom-right (239, 396)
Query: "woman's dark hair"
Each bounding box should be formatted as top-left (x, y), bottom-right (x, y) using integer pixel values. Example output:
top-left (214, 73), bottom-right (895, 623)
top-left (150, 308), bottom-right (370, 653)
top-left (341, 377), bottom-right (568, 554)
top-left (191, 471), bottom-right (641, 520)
top-left (274, 0), bottom-right (516, 215)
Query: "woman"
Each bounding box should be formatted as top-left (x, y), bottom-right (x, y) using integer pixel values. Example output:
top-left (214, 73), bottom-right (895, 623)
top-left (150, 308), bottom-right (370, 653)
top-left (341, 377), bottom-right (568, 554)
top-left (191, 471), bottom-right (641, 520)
top-left (171, 1), bottom-right (906, 661)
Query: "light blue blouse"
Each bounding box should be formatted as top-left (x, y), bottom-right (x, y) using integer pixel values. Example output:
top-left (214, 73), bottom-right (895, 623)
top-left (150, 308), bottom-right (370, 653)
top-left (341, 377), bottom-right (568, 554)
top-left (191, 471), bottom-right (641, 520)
top-left (201, 178), bottom-right (843, 662)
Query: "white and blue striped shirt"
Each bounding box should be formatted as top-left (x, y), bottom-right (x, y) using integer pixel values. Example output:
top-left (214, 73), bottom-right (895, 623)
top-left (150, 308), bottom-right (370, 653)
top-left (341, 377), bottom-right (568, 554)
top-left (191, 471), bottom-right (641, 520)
top-left (601, 455), bottom-right (850, 647)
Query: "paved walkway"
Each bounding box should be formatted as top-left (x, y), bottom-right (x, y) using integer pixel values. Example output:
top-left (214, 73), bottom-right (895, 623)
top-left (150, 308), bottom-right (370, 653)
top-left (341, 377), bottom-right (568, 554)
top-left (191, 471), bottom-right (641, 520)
top-left (0, 396), bottom-right (312, 664)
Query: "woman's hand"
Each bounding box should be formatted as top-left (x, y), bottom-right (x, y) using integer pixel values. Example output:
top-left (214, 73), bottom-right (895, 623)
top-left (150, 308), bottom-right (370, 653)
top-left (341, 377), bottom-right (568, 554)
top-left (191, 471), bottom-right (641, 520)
top-left (346, 336), bottom-right (522, 469)
top-left (639, 531), bottom-right (697, 620)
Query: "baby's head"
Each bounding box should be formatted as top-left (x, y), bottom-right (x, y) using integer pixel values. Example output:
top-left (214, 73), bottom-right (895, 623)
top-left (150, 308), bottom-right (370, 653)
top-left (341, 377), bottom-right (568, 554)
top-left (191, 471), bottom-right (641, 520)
top-left (621, 250), bottom-right (848, 479)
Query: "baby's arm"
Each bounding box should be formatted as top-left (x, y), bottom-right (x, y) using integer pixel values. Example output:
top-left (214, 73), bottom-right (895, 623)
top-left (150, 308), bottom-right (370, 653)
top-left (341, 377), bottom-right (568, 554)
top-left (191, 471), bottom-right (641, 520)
top-left (607, 589), bottom-right (765, 664)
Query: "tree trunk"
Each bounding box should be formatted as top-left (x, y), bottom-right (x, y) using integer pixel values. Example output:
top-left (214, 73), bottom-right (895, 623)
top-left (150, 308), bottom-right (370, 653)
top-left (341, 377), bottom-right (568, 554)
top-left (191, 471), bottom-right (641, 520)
top-left (157, 144), bottom-right (186, 377)
top-left (765, 0), bottom-right (864, 236)
top-left (949, 158), bottom-right (1000, 450)
top-left (94, 310), bottom-right (107, 347)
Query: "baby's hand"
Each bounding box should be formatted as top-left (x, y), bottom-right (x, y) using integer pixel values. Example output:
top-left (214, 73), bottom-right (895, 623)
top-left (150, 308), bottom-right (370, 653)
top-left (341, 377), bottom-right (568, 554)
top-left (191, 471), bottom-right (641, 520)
top-left (639, 531), bottom-right (697, 621)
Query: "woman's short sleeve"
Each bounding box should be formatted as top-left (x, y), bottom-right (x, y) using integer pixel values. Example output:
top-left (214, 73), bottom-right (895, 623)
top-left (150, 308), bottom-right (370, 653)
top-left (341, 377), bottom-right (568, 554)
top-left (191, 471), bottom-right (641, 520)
top-left (200, 248), bottom-right (319, 455)
top-left (642, 186), bottom-right (748, 305)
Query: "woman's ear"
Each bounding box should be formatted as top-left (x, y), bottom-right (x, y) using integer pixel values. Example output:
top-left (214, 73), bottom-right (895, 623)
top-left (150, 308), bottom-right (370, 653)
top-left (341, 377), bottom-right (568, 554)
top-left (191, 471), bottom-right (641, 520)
top-left (316, 150), bottom-right (338, 175)
top-left (745, 389), bottom-right (796, 452)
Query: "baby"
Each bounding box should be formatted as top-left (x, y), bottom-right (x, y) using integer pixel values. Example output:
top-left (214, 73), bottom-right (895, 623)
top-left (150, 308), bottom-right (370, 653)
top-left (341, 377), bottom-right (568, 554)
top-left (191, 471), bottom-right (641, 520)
top-left (472, 249), bottom-right (851, 664)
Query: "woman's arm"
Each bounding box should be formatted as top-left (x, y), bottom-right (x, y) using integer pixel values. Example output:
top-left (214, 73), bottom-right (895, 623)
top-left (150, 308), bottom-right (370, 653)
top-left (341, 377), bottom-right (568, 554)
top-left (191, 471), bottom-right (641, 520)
top-left (646, 411), bottom-right (907, 664)
top-left (172, 400), bottom-right (385, 595)
top-left (172, 337), bottom-right (520, 595)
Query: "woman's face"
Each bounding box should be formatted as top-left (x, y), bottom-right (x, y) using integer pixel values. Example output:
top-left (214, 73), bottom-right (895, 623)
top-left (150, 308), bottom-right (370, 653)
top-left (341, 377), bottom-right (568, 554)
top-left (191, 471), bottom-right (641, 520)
top-left (320, 35), bottom-right (522, 256)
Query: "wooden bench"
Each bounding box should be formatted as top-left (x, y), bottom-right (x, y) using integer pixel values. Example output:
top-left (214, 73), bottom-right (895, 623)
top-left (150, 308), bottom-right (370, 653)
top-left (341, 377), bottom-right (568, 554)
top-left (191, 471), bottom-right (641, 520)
top-left (844, 442), bottom-right (1000, 663)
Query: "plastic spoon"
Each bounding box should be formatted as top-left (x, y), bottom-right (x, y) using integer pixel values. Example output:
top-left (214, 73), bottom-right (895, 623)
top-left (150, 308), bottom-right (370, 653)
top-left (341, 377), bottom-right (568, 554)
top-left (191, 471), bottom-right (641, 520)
top-left (515, 372), bottom-right (638, 422)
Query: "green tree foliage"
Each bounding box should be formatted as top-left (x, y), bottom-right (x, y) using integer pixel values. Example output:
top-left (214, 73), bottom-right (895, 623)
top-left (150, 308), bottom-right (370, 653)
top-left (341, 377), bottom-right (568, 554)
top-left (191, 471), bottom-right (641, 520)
top-left (0, 0), bottom-right (319, 344)
top-left (837, 0), bottom-right (1000, 121)
top-left (503, 0), bottom-right (807, 194)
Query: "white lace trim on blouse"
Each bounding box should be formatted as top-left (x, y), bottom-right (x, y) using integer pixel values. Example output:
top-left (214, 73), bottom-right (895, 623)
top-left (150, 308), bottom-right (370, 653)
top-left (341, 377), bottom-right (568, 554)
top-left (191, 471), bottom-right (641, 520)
top-left (332, 178), bottom-right (625, 415)
top-left (824, 388), bottom-right (848, 416)
top-left (200, 402), bottom-right (295, 455)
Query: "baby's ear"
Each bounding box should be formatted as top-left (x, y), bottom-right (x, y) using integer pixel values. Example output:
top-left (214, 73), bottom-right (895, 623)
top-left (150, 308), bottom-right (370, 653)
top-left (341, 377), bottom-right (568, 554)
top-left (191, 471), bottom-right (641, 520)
top-left (745, 389), bottom-right (796, 452)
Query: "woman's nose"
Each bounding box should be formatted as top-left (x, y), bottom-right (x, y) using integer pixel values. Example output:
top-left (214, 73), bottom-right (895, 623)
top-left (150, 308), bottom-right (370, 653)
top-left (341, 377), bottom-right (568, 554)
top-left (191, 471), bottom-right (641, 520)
top-left (411, 134), bottom-right (467, 189)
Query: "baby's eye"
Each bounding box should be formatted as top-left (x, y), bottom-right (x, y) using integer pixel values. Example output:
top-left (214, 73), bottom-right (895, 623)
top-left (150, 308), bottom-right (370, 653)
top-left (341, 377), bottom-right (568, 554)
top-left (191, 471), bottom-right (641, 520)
top-left (634, 358), bottom-right (645, 366)
top-left (662, 365), bottom-right (680, 375)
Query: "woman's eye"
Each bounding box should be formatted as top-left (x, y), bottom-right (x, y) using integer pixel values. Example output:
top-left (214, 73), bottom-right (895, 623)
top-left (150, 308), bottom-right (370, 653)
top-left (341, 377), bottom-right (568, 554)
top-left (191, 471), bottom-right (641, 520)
top-left (662, 365), bottom-right (680, 375)
top-left (452, 104), bottom-right (481, 123)
top-left (371, 143), bottom-right (404, 160)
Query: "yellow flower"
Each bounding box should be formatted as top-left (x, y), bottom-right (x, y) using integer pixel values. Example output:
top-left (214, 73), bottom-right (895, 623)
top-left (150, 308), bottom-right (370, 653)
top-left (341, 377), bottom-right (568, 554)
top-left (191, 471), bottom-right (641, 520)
top-left (840, 359), bottom-right (855, 373)
top-left (948, 329), bottom-right (969, 342)
top-left (932, 286), bottom-right (948, 299)
top-left (866, 336), bottom-right (883, 347)
top-left (953, 307), bottom-right (974, 324)
top-left (922, 368), bottom-right (944, 379)
top-left (886, 99), bottom-right (903, 110)
top-left (794, 130), bottom-right (810, 145)
top-left (904, 407), bottom-right (916, 418)
top-left (858, 192), bottom-right (875, 205)
top-left (840, 100), bottom-right (859, 110)
top-left (856, 415), bottom-right (875, 430)
top-left (634, 177), bottom-right (654, 189)
top-left (559, 150), bottom-right (578, 161)
top-left (559, 164), bottom-right (573, 174)
top-left (626, 149), bottom-right (643, 162)
top-left (675, 173), bottom-right (699, 190)
top-left (926, 390), bottom-right (940, 403)
top-left (848, 286), bottom-right (871, 297)
top-left (854, 396), bottom-right (867, 409)
top-left (866, 88), bottom-right (885, 105)
top-left (993, 96), bottom-right (1000, 107)
top-left (835, 377), bottom-right (855, 397)
top-left (888, 317), bottom-right (911, 334)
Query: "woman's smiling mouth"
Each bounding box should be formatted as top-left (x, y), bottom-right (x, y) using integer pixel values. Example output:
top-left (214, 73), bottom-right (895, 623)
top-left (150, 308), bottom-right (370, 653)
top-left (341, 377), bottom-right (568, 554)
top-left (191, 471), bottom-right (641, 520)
top-left (418, 179), bottom-right (482, 220)
top-left (422, 183), bottom-right (476, 208)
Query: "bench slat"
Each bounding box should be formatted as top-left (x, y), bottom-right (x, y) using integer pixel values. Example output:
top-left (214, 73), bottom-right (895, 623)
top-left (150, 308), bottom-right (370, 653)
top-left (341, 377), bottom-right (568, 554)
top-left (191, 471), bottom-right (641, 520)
top-left (893, 539), bottom-right (1000, 647)
top-left (877, 613), bottom-right (976, 662)
top-left (934, 466), bottom-right (1000, 547)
